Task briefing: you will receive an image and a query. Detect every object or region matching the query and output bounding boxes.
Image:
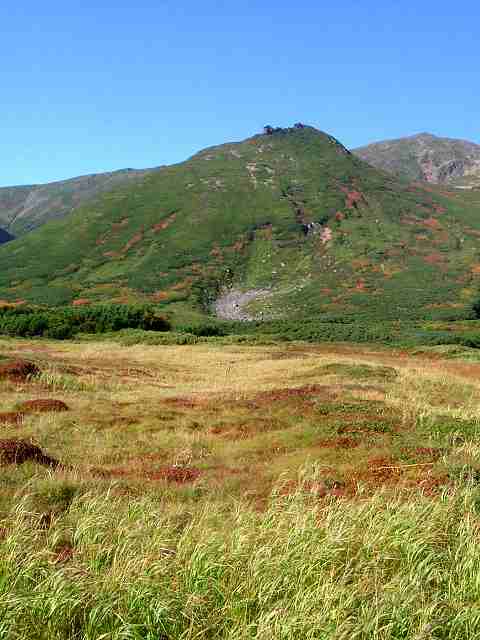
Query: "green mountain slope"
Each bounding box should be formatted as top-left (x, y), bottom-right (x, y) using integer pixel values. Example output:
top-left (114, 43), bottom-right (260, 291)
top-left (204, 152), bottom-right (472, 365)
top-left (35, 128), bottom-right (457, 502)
top-left (354, 133), bottom-right (480, 185)
top-left (1, 125), bottom-right (480, 321)
top-left (0, 168), bottom-right (156, 236)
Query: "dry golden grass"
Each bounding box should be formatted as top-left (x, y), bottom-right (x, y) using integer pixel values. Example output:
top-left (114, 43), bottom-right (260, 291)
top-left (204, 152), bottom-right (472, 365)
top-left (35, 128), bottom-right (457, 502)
top-left (3, 337), bottom-right (480, 637)
top-left (1, 336), bottom-right (480, 509)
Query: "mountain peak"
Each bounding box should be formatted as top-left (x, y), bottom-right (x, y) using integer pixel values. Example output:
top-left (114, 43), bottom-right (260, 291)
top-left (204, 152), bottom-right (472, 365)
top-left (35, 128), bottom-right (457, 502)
top-left (354, 132), bottom-right (480, 184)
top-left (412, 132), bottom-right (437, 139)
top-left (2, 125), bottom-right (480, 324)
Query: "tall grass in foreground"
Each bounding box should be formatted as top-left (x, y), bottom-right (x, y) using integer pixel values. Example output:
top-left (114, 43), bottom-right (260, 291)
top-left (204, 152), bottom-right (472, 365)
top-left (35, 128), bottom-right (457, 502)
top-left (2, 476), bottom-right (480, 639)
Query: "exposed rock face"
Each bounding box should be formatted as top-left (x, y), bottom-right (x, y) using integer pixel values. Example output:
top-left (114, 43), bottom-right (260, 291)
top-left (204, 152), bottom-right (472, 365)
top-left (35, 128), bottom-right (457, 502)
top-left (354, 133), bottom-right (480, 185)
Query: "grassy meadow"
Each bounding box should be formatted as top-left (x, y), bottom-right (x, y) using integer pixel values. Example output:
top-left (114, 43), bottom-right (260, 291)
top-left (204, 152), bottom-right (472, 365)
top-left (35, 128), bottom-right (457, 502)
top-left (2, 337), bottom-right (480, 637)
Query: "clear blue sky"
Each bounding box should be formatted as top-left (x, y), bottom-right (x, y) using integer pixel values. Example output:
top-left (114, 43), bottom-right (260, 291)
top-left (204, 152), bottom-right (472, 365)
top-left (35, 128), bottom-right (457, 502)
top-left (1, 0), bottom-right (479, 186)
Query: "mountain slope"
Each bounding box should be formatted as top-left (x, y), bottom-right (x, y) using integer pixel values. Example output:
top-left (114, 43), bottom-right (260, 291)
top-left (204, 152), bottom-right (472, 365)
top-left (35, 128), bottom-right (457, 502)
top-left (0, 168), bottom-right (156, 236)
top-left (354, 133), bottom-right (480, 185)
top-left (0, 125), bottom-right (480, 321)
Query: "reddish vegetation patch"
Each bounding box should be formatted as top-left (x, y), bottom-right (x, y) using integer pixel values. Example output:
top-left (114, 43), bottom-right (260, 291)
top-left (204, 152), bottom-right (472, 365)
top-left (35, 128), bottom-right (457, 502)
top-left (346, 191), bottom-right (363, 208)
top-left (0, 412), bottom-right (24, 426)
top-left (423, 217), bottom-right (442, 229)
top-left (210, 244), bottom-right (223, 259)
top-left (151, 291), bottom-right (170, 301)
top-left (122, 231), bottom-right (144, 253)
top-left (210, 418), bottom-right (279, 440)
top-left (96, 218), bottom-right (130, 246)
top-left (0, 439), bottom-right (58, 467)
top-left (412, 473), bottom-right (449, 496)
top-left (111, 218), bottom-right (129, 232)
top-left (364, 456), bottom-right (402, 482)
top-left (150, 466), bottom-right (201, 483)
top-left (152, 212), bottom-right (176, 233)
top-left (355, 279), bottom-right (366, 291)
top-left (340, 186), bottom-right (364, 209)
top-left (424, 252), bottom-right (445, 265)
top-left (229, 239), bottom-right (247, 253)
top-left (402, 446), bottom-right (444, 460)
top-left (171, 277), bottom-right (193, 291)
top-left (432, 204), bottom-right (446, 214)
top-left (317, 437), bottom-right (359, 449)
top-left (335, 211), bottom-right (345, 221)
top-left (17, 399), bottom-right (69, 413)
top-left (54, 544), bottom-right (74, 564)
top-left (72, 298), bottom-right (91, 306)
top-left (248, 385), bottom-right (331, 407)
top-left (0, 360), bottom-right (39, 381)
top-left (164, 397), bottom-right (200, 409)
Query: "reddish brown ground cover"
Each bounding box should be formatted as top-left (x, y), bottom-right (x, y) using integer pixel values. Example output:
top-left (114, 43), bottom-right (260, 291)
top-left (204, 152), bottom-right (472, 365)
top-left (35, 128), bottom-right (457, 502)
top-left (149, 466), bottom-right (201, 483)
top-left (0, 439), bottom-right (58, 466)
top-left (54, 544), bottom-right (74, 563)
top-left (17, 399), bottom-right (69, 413)
top-left (0, 360), bottom-right (39, 381)
top-left (317, 437), bottom-right (360, 449)
top-left (98, 464), bottom-right (201, 484)
top-left (402, 446), bottom-right (445, 460)
top-left (0, 412), bottom-right (24, 426)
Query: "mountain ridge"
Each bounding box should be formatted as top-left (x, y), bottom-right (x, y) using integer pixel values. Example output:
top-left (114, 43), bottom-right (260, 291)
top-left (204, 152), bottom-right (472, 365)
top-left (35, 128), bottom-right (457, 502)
top-left (353, 133), bottom-right (480, 186)
top-left (0, 167), bottom-right (159, 236)
top-left (1, 125), bottom-right (480, 322)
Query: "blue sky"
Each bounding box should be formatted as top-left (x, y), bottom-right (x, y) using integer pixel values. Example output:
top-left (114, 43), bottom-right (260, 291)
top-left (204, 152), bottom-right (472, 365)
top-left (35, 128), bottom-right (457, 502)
top-left (1, 1), bottom-right (479, 186)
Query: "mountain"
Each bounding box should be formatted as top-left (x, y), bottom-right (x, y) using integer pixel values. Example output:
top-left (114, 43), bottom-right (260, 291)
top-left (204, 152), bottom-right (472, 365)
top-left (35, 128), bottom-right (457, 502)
top-left (0, 168), bottom-right (156, 236)
top-left (0, 227), bottom-right (13, 245)
top-left (0, 124), bottom-right (480, 322)
top-left (354, 133), bottom-right (480, 186)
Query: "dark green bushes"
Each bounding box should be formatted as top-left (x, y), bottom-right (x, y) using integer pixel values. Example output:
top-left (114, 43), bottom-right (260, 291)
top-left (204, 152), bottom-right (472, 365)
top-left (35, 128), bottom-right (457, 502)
top-left (0, 304), bottom-right (170, 339)
top-left (175, 317), bottom-right (480, 349)
top-left (177, 322), bottom-right (227, 337)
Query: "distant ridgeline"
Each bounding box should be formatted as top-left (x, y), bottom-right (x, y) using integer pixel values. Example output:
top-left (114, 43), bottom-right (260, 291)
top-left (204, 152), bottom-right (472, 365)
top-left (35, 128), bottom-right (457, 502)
top-left (0, 124), bottom-right (480, 324)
